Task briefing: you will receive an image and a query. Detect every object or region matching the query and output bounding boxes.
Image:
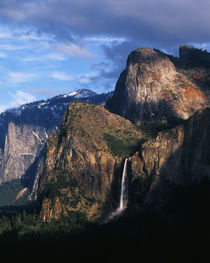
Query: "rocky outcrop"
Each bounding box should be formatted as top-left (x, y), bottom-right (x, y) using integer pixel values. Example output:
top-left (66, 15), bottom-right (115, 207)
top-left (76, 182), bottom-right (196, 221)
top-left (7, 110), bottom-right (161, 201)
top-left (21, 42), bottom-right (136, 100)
top-left (37, 101), bottom-right (143, 221)
top-left (179, 45), bottom-right (210, 67)
top-left (0, 122), bottom-right (50, 183)
top-left (107, 46), bottom-right (209, 125)
top-left (129, 107), bottom-right (210, 211)
top-left (0, 89), bottom-right (112, 186)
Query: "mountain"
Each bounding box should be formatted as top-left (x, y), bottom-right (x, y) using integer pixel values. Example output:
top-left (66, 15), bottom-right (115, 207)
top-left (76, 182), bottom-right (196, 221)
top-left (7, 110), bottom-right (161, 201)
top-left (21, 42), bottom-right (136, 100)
top-left (0, 89), bottom-right (113, 188)
top-left (0, 46), bottom-right (210, 261)
top-left (106, 46), bottom-right (209, 125)
top-left (129, 107), bottom-right (210, 211)
top-left (37, 101), bottom-right (143, 221)
top-left (20, 45), bottom-right (210, 220)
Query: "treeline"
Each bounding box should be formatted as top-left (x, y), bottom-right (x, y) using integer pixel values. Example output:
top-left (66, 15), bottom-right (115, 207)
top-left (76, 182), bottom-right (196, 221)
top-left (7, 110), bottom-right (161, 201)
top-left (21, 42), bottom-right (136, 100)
top-left (0, 204), bottom-right (90, 240)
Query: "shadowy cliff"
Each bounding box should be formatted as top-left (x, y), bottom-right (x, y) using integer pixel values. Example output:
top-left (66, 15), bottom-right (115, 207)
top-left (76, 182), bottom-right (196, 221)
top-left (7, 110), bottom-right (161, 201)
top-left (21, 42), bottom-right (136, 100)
top-left (129, 107), bottom-right (210, 211)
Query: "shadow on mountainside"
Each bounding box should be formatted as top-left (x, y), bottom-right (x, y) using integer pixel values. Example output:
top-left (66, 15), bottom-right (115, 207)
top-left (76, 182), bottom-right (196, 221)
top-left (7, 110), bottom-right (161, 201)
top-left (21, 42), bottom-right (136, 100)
top-left (0, 109), bottom-right (209, 262)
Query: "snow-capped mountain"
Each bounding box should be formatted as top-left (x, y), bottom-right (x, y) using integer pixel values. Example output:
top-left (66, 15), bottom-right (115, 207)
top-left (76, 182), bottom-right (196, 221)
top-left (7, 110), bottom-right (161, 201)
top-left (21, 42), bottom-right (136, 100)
top-left (0, 89), bottom-right (113, 190)
top-left (1, 89), bottom-right (110, 118)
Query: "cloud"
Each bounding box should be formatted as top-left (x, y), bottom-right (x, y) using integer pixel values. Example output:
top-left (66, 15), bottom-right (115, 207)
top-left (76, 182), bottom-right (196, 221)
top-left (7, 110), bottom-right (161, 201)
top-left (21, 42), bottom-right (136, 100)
top-left (0, 90), bottom-right (36, 113)
top-left (0, 0), bottom-right (210, 95)
top-left (55, 43), bottom-right (93, 58)
top-left (0, 53), bottom-right (7, 58)
top-left (9, 90), bottom-right (35, 105)
top-left (29, 87), bottom-right (68, 97)
top-left (85, 36), bottom-right (126, 44)
top-left (45, 53), bottom-right (66, 61)
top-left (9, 72), bottom-right (36, 84)
top-left (23, 53), bottom-right (66, 62)
top-left (0, 1), bottom-right (210, 65)
top-left (0, 44), bottom-right (24, 51)
top-left (0, 0), bottom-right (210, 48)
top-left (50, 71), bottom-right (73, 81)
top-left (76, 72), bottom-right (98, 84)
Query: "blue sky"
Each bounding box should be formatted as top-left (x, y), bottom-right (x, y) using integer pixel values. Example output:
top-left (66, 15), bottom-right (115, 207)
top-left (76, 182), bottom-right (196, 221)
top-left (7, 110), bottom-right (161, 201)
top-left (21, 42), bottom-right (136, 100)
top-left (0, 24), bottom-right (126, 112)
top-left (0, 0), bottom-right (210, 112)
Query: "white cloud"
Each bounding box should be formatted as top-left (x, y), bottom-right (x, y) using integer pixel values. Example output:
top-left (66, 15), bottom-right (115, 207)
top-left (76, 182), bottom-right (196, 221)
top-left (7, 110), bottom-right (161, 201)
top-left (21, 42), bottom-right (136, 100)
top-left (45, 53), bottom-right (66, 61)
top-left (23, 53), bottom-right (66, 62)
top-left (0, 31), bottom-right (12, 39)
top-left (9, 72), bottom-right (36, 84)
top-left (85, 36), bottom-right (126, 43)
top-left (0, 53), bottom-right (7, 58)
top-left (77, 76), bottom-right (92, 84)
top-left (9, 90), bottom-right (35, 105)
top-left (0, 105), bottom-right (9, 113)
top-left (55, 43), bottom-right (93, 58)
top-left (76, 72), bottom-right (98, 84)
top-left (50, 71), bottom-right (73, 81)
top-left (0, 44), bottom-right (24, 51)
top-left (0, 90), bottom-right (36, 113)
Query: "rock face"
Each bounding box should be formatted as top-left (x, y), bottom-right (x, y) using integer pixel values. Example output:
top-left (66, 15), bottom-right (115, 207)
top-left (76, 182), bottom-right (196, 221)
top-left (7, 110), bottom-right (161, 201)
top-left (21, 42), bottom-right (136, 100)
top-left (107, 47), bottom-right (209, 125)
top-left (129, 107), bottom-right (210, 211)
top-left (37, 101), bottom-right (143, 221)
top-left (0, 89), bottom-right (112, 185)
top-left (0, 116), bottom-right (52, 184)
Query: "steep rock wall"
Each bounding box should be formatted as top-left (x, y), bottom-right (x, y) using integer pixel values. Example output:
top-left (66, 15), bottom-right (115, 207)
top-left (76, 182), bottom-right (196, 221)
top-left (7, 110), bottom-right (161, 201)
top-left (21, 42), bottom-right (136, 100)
top-left (0, 122), bottom-right (50, 183)
top-left (107, 47), bottom-right (209, 125)
top-left (129, 107), bottom-right (210, 210)
top-left (37, 101), bottom-right (143, 221)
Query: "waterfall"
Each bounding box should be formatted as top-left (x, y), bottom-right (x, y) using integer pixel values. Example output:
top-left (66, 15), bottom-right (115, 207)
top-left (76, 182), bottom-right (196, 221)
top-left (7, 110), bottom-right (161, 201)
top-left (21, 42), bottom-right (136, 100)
top-left (119, 158), bottom-right (128, 211)
top-left (106, 158), bottom-right (128, 222)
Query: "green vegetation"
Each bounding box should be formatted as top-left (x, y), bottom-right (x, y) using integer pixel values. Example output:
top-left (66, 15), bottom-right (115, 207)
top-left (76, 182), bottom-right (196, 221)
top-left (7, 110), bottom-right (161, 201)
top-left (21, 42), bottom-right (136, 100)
top-left (0, 179), bottom-right (28, 207)
top-left (0, 205), bottom-right (89, 238)
top-left (103, 132), bottom-right (141, 157)
top-left (0, 179), bottom-right (209, 262)
top-left (139, 118), bottom-right (184, 138)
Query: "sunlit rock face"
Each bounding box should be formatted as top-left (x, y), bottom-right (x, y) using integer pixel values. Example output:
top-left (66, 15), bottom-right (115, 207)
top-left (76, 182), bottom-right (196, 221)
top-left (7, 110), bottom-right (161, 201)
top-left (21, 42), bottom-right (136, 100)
top-left (0, 89), bottom-right (112, 185)
top-left (107, 47), bottom-right (209, 125)
top-left (37, 101), bottom-right (143, 222)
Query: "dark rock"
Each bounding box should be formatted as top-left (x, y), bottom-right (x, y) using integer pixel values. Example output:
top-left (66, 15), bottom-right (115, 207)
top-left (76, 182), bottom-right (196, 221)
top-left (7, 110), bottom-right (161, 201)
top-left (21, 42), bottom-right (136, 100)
top-left (129, 107), bottom-right (210, 211)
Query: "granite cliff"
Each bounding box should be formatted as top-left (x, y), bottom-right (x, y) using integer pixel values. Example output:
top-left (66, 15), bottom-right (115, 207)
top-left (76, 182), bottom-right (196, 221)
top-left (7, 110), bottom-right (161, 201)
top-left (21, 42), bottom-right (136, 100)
top-left (107, 46), bottom-right (209, 125)
top-left (129, 107), bottom-right (210, 211)
top-left (1, 45), bottom-right (209, 223)
top-left (37, 101), bottom-right (143, 221)
top-left (0, 90), bottom-right (112, 187)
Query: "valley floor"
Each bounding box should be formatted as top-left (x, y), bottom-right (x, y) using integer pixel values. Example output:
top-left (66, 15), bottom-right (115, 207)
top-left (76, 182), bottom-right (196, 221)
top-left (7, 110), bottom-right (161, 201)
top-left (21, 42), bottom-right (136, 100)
top-left (0, 207), bottom-right (209, 263)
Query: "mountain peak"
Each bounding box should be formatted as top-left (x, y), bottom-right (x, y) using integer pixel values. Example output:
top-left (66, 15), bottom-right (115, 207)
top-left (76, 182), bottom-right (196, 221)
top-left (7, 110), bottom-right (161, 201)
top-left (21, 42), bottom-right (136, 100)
top-left (0, 89), bottom-right (112, 185)
top-left (107, 45), bottom-right (209, 124)
top-left (38, 101), bottom-right (143, 221)
top-left (127, 46), bottom-right (171, 67)
top-left (66, 89), bottom-right (96, 98)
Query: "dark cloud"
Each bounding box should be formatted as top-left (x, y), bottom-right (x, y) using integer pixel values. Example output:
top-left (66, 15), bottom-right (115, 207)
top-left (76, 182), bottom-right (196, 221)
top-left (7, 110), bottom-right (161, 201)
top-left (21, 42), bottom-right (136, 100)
top-left (0, 0), bottom-right (210, 47)
top-left (0, 0), bottom-right (210, 93)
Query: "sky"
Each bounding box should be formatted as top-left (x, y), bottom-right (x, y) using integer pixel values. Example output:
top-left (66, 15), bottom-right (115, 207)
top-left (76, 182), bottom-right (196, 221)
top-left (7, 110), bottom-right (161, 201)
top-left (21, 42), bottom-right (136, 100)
top-left (0, 0), bottom-right (210, 112)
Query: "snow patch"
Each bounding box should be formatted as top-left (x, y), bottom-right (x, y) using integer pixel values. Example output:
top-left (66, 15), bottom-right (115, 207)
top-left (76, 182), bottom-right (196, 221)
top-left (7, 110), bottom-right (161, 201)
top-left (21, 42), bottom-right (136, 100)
top-left (32, 131), bottom-right (42, 143)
